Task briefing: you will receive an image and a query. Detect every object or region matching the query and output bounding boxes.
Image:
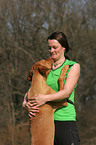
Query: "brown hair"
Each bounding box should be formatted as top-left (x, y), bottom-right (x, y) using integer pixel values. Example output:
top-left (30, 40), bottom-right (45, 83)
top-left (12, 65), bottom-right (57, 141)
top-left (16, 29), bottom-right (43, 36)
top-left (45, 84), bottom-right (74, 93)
top-left (47, 32), bottom-right (70, 54)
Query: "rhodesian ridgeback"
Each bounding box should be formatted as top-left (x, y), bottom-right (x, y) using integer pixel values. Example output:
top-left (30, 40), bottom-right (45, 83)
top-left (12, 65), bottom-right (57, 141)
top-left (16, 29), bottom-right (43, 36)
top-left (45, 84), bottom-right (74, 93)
top-left (27, 57), bottom-right (69, 145)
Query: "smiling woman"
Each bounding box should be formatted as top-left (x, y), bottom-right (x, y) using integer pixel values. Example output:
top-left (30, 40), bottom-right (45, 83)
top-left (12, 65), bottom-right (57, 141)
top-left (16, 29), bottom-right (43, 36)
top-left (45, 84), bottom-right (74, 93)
top-left (48, 39), bottom-right (65, 59)
top-left (23, 31), bottom-right (80, 145)
top-left (48, 39), bottom-right (65, 69)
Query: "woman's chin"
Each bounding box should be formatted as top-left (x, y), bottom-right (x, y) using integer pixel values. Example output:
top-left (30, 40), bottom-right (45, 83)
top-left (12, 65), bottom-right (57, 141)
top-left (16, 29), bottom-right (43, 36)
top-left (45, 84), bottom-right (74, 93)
top-left (51, 57), bottom-right (56, 61)
top-left (51, 55), bottom-right (57, 60)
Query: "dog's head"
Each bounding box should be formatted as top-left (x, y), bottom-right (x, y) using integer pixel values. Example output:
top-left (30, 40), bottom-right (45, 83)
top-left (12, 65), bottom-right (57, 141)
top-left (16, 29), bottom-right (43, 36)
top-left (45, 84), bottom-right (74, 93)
top-left (27, 57), bottom-right (53, 81)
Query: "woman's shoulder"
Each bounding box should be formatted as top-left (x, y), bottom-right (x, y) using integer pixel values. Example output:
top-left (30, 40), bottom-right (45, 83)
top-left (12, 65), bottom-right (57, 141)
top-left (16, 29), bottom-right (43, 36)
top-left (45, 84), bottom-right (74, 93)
top-left (65, 59), bottom-right (77, 65)
top-left (65, 59), bottom-right (80, 74)
top-left (65, 59), bottom-right (78, 66)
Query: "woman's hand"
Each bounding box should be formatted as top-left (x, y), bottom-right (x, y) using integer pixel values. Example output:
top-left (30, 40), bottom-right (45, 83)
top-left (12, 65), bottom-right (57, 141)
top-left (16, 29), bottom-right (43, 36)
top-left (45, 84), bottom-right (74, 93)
top-left (23, 93), bottom-right (47, 117)
top-left (30, 94), bottom-right (47, 107)
top-left (26, 101), bottom-right (39, 117)
top-left (27, 94), bottom-right (48, 117)
top-left (22, 92), bottom-right (39, 117)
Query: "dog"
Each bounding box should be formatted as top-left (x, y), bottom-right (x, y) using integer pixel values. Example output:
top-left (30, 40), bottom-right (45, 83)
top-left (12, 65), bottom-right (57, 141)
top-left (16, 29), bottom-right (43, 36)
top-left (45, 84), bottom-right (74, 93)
top-left (27, 57), bottom-right (69, 145)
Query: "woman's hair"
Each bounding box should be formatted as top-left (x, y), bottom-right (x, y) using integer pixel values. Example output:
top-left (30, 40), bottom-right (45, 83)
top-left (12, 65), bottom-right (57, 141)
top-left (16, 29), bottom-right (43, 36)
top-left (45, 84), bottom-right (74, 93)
top-left (47, 32), bottom-right (70, 53)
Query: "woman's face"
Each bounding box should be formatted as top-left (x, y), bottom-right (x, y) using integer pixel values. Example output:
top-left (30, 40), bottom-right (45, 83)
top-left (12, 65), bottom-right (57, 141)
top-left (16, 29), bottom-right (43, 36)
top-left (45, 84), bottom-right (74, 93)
top-left (48, 39), bottom-right (65, 61)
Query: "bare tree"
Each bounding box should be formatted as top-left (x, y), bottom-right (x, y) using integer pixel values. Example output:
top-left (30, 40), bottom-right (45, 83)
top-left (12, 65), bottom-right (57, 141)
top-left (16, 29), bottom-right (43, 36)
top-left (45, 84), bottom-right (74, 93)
top-left (0, 0), bottom-right (96, 144)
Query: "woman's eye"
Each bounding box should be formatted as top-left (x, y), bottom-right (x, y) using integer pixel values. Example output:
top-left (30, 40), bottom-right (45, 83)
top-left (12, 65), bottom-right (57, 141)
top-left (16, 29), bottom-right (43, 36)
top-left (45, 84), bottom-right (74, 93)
top-left (53, 46), bottom-right (57, 49)
top-left (48, 46), bottom-right (57, 50)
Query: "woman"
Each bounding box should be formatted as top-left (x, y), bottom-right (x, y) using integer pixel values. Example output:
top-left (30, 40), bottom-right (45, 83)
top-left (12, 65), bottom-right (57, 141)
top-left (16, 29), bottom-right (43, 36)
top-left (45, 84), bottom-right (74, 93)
top-left (23, 32), bottom-right (80, 145)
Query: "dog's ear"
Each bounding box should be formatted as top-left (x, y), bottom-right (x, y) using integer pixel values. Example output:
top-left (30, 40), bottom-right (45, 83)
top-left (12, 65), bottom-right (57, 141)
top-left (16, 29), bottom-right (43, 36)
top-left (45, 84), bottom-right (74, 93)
top-left (37, 58), bottom-right (53, 69)
top-left (38, 66), bottom-right (50, 77)
top-left (27, 67), bottom-right (33, 81)
top-left (27, 63), bottom-right (42, 81)
top-left (27, 58), bottom-right (53, 80)
top-left (45, 57), bottom-right (53, 66)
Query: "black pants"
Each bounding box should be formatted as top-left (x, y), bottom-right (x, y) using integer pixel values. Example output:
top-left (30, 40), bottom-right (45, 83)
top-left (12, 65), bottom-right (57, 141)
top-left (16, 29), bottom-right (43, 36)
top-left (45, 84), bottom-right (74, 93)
top-left (54, 121), bottom-right (80, 145)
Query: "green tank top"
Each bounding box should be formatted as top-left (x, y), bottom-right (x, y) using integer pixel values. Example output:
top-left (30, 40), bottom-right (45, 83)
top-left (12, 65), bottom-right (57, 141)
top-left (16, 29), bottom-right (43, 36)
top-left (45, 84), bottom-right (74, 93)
top-left (46, 59), bottom-right (77, 121)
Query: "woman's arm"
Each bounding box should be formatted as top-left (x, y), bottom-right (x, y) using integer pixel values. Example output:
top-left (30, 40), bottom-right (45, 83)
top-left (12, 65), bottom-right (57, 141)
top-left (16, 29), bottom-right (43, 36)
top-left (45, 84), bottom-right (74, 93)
top-left (47, 63), bottom-right (80, 101)
top-left (32, 63), bottom-right (80, 106)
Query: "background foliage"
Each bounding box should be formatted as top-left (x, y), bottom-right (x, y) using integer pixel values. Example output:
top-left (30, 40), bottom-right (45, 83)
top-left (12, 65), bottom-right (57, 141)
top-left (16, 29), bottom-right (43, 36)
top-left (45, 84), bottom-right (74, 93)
top-left (0, 0), bottom-right (96, 144)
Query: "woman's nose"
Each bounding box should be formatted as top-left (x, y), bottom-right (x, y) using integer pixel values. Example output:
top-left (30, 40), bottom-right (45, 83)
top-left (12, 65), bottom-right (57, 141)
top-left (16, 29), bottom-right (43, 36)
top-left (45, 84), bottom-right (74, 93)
top-left (49, 47), bottom-right (54, 53)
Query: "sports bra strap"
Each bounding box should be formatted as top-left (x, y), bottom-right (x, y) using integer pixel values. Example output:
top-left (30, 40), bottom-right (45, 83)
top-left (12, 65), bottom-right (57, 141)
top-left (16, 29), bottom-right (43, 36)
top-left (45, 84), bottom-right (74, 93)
top-left (67, 98), bottom-right (75, 106)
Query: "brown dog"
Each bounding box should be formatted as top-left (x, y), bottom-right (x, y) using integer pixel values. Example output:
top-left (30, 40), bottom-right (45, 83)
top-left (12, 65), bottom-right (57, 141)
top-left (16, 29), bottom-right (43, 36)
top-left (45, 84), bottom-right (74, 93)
top-left (27, 57), bottom-right (69, 145)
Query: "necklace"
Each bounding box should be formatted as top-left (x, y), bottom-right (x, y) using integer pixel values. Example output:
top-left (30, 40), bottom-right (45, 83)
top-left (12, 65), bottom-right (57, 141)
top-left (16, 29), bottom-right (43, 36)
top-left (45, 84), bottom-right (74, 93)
top-left (53, 59), bottom-right (65, 67)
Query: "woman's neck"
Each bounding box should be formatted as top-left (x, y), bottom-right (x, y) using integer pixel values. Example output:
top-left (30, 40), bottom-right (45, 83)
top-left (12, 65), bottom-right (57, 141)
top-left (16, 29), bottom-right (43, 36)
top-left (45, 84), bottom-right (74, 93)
top-left (52, 57), bottom-right (65, 70)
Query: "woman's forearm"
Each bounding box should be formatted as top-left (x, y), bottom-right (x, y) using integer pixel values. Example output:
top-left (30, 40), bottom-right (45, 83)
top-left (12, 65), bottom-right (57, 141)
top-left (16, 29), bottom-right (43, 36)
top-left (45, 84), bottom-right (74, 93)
top-left (46, 88), bottom-right (70, 102)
